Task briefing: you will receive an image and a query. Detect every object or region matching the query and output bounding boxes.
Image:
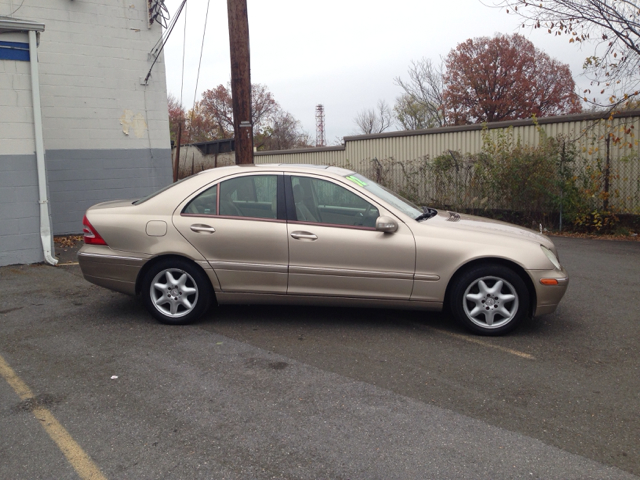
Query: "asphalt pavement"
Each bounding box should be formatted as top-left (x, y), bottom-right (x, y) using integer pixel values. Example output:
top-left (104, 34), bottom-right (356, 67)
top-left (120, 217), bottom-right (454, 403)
top-left (0, 236), bottom-right (639, 479)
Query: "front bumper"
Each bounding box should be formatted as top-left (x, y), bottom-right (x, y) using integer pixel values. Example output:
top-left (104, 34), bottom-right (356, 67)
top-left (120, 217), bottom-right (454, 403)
top-left (527, 267), bottom-right (570, 316)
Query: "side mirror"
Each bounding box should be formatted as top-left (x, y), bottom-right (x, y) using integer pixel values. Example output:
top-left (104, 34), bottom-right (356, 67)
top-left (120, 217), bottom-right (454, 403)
top-left (375, 216), bottom-right (398, 233)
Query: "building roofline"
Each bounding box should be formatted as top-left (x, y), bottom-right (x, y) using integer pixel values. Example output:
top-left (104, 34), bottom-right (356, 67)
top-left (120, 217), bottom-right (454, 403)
top-left (0, 16), bottom-right (45, 33)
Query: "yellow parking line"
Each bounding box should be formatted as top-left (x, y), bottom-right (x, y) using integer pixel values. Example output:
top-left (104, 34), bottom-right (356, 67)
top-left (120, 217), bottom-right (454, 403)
top-left (0, 353), bottom-right (107, 480)
top-left (407, 322), bottom-right (536, 360)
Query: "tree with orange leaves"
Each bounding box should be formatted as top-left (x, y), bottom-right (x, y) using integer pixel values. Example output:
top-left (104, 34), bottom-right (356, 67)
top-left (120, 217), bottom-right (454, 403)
top-left (167, 94), bottom-right (187, 144)
top-left (443, 33), bottom-right (582, 125)
top-left (168, 84), bottom-right (311, 150)
top-left (195, 83), bottom-right (279, 141)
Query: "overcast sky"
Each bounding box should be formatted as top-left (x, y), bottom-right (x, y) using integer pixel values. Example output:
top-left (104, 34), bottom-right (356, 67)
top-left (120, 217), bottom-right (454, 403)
top-left (161, 0), bottom-right (595, 144)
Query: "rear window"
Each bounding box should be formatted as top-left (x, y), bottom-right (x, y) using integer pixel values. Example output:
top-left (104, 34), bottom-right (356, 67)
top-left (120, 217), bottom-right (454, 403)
top-left (132, 178), bottom-right (190, 205)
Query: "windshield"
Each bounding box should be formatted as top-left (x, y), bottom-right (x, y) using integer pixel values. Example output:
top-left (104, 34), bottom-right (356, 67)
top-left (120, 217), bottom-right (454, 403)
top-left (344, 173), bottom-right (424, 219)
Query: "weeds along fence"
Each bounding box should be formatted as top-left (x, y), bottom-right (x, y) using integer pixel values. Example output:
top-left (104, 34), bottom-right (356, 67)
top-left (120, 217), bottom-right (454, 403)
top-left (254, 110), bottom-right (640, 232)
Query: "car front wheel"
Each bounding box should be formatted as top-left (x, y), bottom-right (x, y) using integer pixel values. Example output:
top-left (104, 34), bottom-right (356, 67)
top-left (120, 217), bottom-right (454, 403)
top-left (449, 265), bottom-right (530, 336)
top-left (142, 259), bottom-right (212, 325)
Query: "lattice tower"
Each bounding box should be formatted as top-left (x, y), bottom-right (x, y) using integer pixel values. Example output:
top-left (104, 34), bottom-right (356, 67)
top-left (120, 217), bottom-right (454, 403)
top-left (315, 104), bottom-right (326, 147)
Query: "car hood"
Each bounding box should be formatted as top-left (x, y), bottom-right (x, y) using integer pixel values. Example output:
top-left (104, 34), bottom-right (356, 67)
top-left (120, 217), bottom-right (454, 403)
top-left (427, 210), bottom-right (554, 248)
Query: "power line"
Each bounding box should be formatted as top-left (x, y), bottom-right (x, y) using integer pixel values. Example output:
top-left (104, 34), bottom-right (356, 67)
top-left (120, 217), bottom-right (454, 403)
top-left (192, 0), bottom-right (212, 110)
top-left (179, 0), bottom-right (188, 108)
top-left (144, 0), bottom-right (187, 85)
top-left (179, 0), bottom-right (210, 176)
top-left (150, 0), bottom-right (186, 56)
top-left (176, 0), bottom-right (190, 181)
top-left (6, 0), bottom-right (26, 17)
top-left (148, 0), bottom-right (170, 28)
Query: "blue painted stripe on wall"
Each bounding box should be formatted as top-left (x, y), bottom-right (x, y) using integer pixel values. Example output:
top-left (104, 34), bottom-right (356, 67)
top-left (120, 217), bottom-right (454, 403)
top-left (0, 41), bottom-right (29, 61)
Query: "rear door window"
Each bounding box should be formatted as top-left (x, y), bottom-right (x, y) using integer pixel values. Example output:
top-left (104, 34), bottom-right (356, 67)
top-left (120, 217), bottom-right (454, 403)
top-left (182, 175), bottom-right (280, 219)
top-left (219, 175), bottom-right (278, 219)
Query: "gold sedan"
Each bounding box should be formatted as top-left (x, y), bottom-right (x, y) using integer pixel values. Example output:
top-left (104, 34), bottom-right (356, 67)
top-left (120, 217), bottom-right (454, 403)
top-left (78, 164), bottom-right (568, 335)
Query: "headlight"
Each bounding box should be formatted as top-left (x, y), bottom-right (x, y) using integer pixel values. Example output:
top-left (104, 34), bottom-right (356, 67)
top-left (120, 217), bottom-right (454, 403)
top-left (541, 245), bottom-right (561, 270)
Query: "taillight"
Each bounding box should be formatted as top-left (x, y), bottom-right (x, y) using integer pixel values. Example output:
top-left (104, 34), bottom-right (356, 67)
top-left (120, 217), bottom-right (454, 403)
top-left (83, 215), bottom-right (107, 245)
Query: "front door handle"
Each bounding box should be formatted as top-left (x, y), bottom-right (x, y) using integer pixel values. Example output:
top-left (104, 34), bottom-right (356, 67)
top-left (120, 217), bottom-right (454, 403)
top-left (190, 224), bottom-right (216, 234)
top-left (290, 231), bottom-right (318, 240)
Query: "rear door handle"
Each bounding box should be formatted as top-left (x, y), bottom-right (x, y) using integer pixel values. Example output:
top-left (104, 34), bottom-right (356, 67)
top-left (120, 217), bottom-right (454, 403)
top-left (190, 224), bottom-right (216, 234)
top-left (290, 231), bottom-right (317, 240)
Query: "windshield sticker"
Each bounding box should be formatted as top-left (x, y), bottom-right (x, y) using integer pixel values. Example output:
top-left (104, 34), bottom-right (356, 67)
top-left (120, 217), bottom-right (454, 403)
top-left (346, 175), bottom-right (367, 187)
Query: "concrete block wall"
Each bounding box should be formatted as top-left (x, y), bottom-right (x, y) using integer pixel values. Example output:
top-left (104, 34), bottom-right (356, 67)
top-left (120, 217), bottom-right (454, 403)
top-left (46, 148), bottom-right (171, 234)
top-left (0, 154), bottom-right (43, 266)
top-left (0, 30), bottom-right (44, 265)
top-left (11, 0), bottom-right (170, 151)
top-left (1, 0), bottom-right (172, 244)
top-left (0, 32), bottom-right (34, 155)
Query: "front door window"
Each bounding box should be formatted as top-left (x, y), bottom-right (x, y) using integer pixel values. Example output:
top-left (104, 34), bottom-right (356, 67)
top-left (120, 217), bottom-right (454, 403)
top-left (291, 176), bottom-right (379, 228)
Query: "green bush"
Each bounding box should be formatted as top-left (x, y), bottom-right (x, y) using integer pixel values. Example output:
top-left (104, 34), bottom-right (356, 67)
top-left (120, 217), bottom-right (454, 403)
top-left (366, 125), bottom-right (621, 233)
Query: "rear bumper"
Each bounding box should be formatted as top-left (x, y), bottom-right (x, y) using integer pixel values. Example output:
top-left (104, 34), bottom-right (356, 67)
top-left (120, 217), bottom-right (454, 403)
top-left (527, 267), bottom-right (569, 316)
top-left (78, 245), bottom-right (149, 295)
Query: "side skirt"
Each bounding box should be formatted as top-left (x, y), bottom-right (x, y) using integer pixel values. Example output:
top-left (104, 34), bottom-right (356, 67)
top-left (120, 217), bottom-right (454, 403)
top-left (215, 292), bottom-right (443, 312)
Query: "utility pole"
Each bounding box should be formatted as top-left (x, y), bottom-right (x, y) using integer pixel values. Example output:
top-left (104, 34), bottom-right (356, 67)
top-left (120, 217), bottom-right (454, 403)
top-left (227, 0), bottom-right (253, 164)
top-left (173, 123), bottom-right (182, 182)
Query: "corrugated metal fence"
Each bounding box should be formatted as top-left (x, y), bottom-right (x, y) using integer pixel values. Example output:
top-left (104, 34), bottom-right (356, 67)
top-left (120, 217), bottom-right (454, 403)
top-left (254, 110), bottom-right (640, 214)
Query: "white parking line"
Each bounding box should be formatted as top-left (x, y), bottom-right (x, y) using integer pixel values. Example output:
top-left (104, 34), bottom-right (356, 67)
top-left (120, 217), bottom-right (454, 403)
top-left (406, 321), bottom-right (536, 360)
top-left (0, 353), bottom-right (107, 480)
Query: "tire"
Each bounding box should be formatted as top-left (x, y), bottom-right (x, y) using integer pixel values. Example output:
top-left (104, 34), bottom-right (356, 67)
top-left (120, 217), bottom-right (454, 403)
top-left (141, 258), bottom-right (212, 325)
top-left (449, 264), bottom-right (530, 336)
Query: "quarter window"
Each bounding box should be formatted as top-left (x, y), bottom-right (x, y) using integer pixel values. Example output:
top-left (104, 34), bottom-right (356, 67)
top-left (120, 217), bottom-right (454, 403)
top-left (183, 185), bottom-right (217, 215)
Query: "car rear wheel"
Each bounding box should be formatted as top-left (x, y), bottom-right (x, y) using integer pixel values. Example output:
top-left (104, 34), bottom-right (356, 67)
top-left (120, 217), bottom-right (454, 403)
top-left (449, 265), bottom-right (530, 336)
top-left (142, 259), bottom-right (212, 325)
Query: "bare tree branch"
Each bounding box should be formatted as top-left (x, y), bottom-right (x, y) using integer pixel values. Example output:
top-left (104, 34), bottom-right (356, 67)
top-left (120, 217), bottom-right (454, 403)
top-left (354, 100), bottom-right (393, 134)
top-left (492, 0), bottom-right (640, 106)
top-left (394, 58), bottom-right (446, 128)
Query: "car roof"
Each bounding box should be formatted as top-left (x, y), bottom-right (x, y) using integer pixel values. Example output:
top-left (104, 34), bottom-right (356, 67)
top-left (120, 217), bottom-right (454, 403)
top-left (145, 163), bottom-right (359, 207)
top-left (196, 163), bottom-right (357, 178)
